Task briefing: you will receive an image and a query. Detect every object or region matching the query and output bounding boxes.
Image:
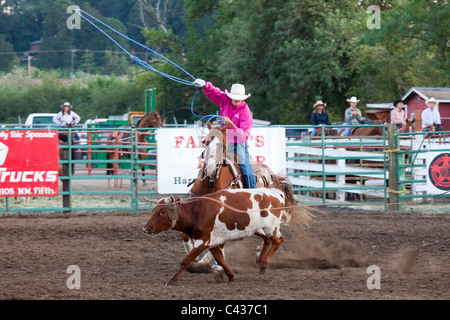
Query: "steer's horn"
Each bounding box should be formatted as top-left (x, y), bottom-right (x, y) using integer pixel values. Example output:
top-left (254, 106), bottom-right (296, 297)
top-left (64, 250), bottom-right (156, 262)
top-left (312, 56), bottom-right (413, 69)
top-left (164, 196), bottom-right (175, 204)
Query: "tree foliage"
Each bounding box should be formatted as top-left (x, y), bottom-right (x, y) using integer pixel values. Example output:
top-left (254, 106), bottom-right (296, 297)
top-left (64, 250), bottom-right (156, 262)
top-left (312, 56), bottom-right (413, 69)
top-left (0, 0), bottom-right (448, 125)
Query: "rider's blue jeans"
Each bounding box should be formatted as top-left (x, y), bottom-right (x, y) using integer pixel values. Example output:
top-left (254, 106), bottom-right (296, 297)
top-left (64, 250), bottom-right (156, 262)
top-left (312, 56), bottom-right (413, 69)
top-left (233, 142), bottom-right (257, 189)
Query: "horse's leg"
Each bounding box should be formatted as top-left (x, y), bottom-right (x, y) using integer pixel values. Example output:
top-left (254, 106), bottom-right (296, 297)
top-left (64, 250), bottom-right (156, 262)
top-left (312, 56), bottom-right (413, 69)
top-left (197, 249), bottom-right (215, 264)
top-left (106, 152), bottom-right (113, 175)
top-left (141, 154), bottom-right (146, 186)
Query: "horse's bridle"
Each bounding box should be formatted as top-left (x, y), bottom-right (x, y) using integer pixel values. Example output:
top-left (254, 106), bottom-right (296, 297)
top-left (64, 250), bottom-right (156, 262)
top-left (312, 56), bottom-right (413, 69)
top-left (199, 131), bottom-right (232, 191)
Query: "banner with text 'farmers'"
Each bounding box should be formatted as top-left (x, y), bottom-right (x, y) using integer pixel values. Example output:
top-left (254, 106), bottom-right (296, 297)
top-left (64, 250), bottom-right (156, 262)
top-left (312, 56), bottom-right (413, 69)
top-left (157, 127), bottom-right (286, 194)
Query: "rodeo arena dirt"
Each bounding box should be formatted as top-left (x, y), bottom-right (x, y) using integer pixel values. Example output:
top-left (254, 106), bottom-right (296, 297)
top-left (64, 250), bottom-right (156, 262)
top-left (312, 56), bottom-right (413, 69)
top-left (1, 170), bottom-right (449, 303)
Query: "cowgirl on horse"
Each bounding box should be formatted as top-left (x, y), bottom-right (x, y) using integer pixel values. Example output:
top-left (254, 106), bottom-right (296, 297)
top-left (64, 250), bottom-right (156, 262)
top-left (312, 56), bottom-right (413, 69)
top-left (194, 79), bottom-right (257, 189)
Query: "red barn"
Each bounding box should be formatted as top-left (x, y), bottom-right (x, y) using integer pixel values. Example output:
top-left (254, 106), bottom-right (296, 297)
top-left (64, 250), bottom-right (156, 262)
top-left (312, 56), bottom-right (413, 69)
top-left (29, 39), bottom-right (42, 60)
top-left (402, 87), bottom-right (450, 132)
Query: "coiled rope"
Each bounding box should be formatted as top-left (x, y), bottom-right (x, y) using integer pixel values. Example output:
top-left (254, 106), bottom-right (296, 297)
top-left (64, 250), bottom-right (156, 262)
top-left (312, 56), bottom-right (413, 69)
top-left (75, 9), bottom-right (224, 140)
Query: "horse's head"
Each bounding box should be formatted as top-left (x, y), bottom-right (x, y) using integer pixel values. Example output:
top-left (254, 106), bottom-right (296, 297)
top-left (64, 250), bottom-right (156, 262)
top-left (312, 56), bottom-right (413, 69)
top-left (435, 123), bottom-right (444, 132)
top-left (137, 111), bottom-right (164, 128)
top-left (151, 110), bottom-right (164, 128)
top-left (398, 119), bottom-right (415, 134)
top-left (405, 119), bottom-right (415, 133)
top-left (203, 124), bottom-right (228, 178)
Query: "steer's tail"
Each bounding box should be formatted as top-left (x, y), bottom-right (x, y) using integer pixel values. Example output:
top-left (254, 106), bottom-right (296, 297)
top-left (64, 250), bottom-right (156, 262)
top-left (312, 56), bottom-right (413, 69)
top-left (278, 175), bottom-right (313, 226)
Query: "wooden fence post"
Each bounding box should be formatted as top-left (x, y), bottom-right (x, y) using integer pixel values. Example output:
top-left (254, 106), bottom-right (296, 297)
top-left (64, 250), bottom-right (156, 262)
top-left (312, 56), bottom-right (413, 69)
top-left (387, 124), bottom-right (399, 211)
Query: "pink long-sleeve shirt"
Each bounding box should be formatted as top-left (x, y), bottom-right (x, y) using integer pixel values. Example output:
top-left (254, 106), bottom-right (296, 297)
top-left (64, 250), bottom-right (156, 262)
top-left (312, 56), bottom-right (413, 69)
top-left (390, 108), bottom-right (406, 125)
top-left (202, 81), bottom-right (253, 143)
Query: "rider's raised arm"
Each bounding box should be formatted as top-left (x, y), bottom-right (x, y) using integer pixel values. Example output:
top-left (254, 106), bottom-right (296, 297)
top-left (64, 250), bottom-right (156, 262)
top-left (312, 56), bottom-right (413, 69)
top-left (202, 81), bottom-right (228, 108)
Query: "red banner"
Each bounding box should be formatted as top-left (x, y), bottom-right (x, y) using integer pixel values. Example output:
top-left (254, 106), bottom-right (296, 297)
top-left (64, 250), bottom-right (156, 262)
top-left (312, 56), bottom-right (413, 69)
top-left (0, 130), bottom-right (59, 197)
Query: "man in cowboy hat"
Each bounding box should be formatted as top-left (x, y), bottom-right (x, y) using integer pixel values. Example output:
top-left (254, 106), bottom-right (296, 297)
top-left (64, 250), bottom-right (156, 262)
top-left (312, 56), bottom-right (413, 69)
top-left (194, 78), bottom-right (256, 189)
top-left (421, 97), bottom-right (441, 133)
top-left (311, 100), bottom-right (330, 136)
top-left (342, 96), bottom-right (362, 136)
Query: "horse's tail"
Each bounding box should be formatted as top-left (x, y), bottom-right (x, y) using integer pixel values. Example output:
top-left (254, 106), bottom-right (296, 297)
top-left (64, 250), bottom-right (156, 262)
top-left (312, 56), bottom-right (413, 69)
top-left (276, 175), bottom-right (313, 226)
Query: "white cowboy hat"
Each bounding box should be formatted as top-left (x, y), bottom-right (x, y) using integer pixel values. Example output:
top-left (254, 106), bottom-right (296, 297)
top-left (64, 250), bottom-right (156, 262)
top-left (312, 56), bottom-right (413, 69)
top-left (347, 96), bottom-right (360, 103)
top-left (60, 102), bottom-right (73, 109)
top-left (313, 100), bottom-right (326, 108)
top-left (225, 84), bottom-right (251, 101)
top-left (426, 97), bottom-right (439, 107)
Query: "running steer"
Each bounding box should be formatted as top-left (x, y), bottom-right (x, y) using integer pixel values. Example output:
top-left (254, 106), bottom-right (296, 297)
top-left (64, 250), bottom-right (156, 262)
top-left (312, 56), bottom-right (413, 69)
top-left (143, 188), bottom-right (311, 286)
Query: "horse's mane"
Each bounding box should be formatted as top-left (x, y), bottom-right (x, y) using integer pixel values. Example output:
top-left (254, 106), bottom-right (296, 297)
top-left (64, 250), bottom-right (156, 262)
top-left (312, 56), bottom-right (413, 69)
top-left (136, 110), bottom-right (163, 128)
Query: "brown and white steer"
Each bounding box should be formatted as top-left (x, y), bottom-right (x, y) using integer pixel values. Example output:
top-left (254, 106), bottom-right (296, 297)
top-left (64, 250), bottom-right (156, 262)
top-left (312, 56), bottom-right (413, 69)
top-left (143, 188), bottom-right (311, 286)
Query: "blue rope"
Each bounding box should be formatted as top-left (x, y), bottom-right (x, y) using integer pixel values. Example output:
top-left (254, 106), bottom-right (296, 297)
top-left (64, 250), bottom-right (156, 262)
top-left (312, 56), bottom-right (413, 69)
top-left (76, 8), bottom-right (195, 85)
top-left (190, 87), bottom-right (224, 144)
top-left (76, 9), bottom-right (224, 140)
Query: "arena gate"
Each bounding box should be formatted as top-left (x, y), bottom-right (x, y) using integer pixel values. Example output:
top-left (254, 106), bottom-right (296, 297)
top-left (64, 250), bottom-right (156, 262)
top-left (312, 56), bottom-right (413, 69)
top-left (0, 127), bottom-right (157, 214)
top-left (286, 124), bottom-right (450, 212)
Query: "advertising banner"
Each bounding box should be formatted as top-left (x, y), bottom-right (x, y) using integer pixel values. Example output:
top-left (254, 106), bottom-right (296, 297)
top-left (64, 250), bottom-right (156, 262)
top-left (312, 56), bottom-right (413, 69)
top-left (157, 127), bottom-right (286, 194)
top-left (0, 130), bottom-right (59, 197)
top-left (425, 152), bottom-right (450, 194)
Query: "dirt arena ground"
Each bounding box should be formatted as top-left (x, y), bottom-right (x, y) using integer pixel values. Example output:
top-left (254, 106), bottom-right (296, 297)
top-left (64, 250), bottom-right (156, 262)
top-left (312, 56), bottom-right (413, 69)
top-left (0, 205), bottom-right (448, 301)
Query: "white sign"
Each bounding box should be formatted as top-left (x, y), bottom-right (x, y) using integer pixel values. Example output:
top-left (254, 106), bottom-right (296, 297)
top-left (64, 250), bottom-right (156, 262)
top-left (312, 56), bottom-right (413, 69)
top-left (157, 127), bottom-right (286, 194)
top-left (425, 152), bottom-right (450, 194)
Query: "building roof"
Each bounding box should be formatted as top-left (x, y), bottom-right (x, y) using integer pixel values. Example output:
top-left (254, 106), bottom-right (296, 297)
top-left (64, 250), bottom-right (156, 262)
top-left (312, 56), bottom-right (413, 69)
top-left (366, 103), bottom-right (393, 109)
top-left (29, 39), bottom-right (42, 45)
top-left (402, 87), bottom-right (450, 103)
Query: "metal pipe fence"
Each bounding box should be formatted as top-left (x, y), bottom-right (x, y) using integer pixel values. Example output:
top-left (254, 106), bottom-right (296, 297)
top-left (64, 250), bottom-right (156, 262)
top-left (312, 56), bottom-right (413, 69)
top-left (1, 125), bottom-right (449, 214)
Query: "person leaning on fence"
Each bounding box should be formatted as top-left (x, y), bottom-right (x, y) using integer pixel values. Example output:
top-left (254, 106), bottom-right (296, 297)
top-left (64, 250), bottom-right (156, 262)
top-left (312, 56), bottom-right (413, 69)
top-left (194, 79), bottom-right (257, 189)
top-left (390, 99), bottom-right (406, 131)
top-left (421, 97), bottom-right (441, 133)
top-left (310, 100), bottom-right (330, 136)
top-left (341, 96), bottom-right (362, 136)
top-left (53, 102), bottom-right (81, 143)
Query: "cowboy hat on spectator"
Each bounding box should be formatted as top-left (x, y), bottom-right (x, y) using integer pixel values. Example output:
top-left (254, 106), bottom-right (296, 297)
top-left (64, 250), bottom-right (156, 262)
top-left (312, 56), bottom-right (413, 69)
top-left (60, 102), bottom-right (73, 109)
top-left (346, 96), bottom-right (360, 103)
top-left (426, 97), bottom-right (439, 107)
top-left (313, 100), bottom-right (327, 109)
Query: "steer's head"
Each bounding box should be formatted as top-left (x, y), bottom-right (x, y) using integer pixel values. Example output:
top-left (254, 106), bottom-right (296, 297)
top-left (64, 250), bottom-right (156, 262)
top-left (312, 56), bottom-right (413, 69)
top-left (143, 196), bottom-right (181, 234)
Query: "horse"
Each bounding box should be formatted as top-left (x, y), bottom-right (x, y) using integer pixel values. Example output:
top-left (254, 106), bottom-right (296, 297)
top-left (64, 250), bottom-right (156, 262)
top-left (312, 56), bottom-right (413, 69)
top-left (189, 122), bottom-right (283, 197)
top-left (106, 110), bottom-right (164, 184)
top-left (350, 121), bottom-right (385, 136)
top-left (397, 119), bottom-right (415, 134)
top-left (312, 127), bottom-right (339, 137)
top-left (183, 123), bottom-right (310, 269)
top-left (424, 123), bottom-right (445, 143)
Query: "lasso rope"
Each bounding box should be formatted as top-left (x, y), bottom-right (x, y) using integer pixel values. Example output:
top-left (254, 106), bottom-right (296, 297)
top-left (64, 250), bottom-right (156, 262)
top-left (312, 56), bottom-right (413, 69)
top-left (75, 9), bottom-right (224, 139)
top-left (76, 9), bottom-right (195, 85)
top-left (146, 190), bottom-right (449, 215)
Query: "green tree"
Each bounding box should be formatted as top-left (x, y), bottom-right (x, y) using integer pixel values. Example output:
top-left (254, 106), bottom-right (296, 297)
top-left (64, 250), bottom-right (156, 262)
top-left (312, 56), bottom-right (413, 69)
top-left (0, 0), bottom-right (55, 52)
top-left (0, 35), bottom-right (16, 72)
top-left (186, 0), bottom-right (365, 124)
top-left (81, 51), bottom-right (95, 74)
top-left (354, 0), bottom-right (450, 102)
top-left (40, 0), bottom-right (78, 70)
